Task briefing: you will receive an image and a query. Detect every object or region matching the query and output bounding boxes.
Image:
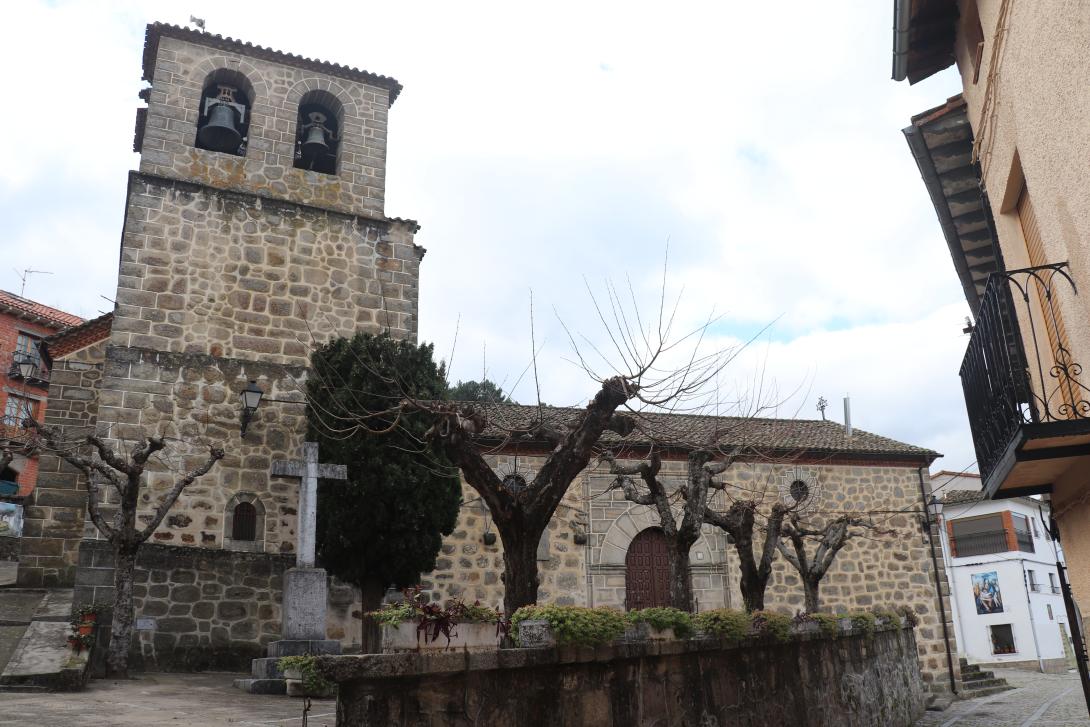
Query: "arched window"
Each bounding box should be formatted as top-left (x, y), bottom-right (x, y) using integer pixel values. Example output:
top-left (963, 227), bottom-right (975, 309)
top-left (224, 493), bottom-right (265, 552)
top-left (232, 502), bottom-right (257, 541)
top-left (195, 69), bottom-right (254, 156)
top-left (294, 90), bottom-right (343, 175)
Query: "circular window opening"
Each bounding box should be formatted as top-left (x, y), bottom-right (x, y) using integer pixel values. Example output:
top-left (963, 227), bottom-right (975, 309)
top-left (790, 479), bottom-right (810, 502)
top-left (503, 473), bottom-right (527, 494)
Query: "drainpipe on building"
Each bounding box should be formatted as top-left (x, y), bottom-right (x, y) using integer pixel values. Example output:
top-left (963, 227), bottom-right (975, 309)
top-left (1020, 559), bottom-right (1047, 672)
top-left (918, 467), bottom-right (958, 696)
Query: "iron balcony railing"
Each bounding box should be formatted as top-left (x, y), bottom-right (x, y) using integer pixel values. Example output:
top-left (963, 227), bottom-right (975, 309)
top-left (951, 530), bottom-right (1011, 557)
top-left (960, 263), bottom-right (1089, 481)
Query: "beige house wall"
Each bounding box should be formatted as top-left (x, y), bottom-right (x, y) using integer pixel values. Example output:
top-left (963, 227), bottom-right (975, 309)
top-left (953, 0), bottom-right (1090, 613)
top-left (421, 456), bottom-right (957, 693)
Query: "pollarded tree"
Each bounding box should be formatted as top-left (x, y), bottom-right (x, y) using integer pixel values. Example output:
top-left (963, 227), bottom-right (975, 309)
top-left (310, 274), bottom-right (745, 614)
top-left (777, 513), bottom-right (884, 612)
top-left (704, 498), bottom-right (791, 612)
top-left (25, 420), bottom-right (222, 676)
top-left (307, 333), bottom-right (462, 647)
top-left (602, 446), bottom-right (737, 612)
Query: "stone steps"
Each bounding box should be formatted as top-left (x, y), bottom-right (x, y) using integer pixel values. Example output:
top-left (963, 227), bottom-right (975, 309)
top-left (957, 658), bottom-right (1015, 698)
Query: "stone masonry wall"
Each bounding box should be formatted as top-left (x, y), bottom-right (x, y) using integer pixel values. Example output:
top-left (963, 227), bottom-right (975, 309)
top-left (76, 538), bottom-right (366, 671)
top-left (325, 625), bottom-right (927, 727)
top-left (17, 339), bottom-right (106, 586)
top-left (112, 174), bottom-right (419, 364)
top-left (91, 346), bottom-right (308, 555)
top-left (141, 35), bottom-right (391, 218)
top-left (77, 538), bottom-right (291, 671)
top-left (419, 455), bottom-right (958, 694)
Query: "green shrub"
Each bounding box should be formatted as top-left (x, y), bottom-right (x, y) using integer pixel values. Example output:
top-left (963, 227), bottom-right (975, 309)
top-left (850, 611), bottom-right (877, 637)
top-left (370, 602), bottom-right (416, 627)
top-left (626, 608), bottom-right (695, 638)
top-left (796, 612), bottom-right (841, 637)
top-left (870, 606), bottom-right (901, 626)
top-left (751, 610), bottom-right (793, 642)
top-left (278, 656), bottom-right (335, 696)
top-left (694, 609), bottom-right (752, 641)
top-left (511, 605), bottom-right (627, 647)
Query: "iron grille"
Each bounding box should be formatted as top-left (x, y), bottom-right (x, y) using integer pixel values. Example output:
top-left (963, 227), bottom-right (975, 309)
top-left (951, 530), bottom-right (1010, 557)
top-left (232, 502), bottom-right (257, 541)
top-left (960, 263), bottom-right (1088, 481)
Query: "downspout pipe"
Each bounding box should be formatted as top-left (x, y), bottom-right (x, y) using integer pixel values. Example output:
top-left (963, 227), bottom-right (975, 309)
top-left (892, 0), bottom-right (912, 81)
top-left (1020, 559), bottom-right (1047, 672)
top-left (918, 467), bottom-right (959, 696)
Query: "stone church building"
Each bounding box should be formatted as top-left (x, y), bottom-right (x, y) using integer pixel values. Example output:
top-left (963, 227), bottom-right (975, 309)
top-left (12, 22), bottom-right (958, 694)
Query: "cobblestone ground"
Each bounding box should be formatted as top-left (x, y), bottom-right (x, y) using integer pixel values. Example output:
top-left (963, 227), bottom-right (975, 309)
top-left (0, 673), bottom-right (335, 727)
top-left (916, 669), bottom-right (1090, 727)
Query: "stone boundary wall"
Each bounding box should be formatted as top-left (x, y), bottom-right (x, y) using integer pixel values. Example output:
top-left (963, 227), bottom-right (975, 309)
top-left (321, 626), bottom-right (927, 727)
top-left (75, 539), bottom-right (365, 672)
top-left (78, 538), bottom-right (293, 672)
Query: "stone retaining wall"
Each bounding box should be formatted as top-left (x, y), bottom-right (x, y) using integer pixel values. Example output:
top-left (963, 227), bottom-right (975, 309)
top-left (321, 625), bottom-right (927, 727)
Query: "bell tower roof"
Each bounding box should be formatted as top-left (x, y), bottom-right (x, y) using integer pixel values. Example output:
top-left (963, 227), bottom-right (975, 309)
top-left (141, 22), bottom-right (403, 105)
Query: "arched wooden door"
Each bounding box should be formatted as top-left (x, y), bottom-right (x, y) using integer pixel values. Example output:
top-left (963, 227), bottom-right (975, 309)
top-left (625, 528), bottom-right (671, 610)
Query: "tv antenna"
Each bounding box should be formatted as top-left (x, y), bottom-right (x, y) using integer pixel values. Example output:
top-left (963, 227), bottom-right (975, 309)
top-left (13, 268), bottom-right (52, 297)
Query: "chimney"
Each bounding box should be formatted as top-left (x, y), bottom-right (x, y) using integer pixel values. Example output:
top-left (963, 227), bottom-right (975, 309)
top-left (843, 396), bottom-right (852, 438)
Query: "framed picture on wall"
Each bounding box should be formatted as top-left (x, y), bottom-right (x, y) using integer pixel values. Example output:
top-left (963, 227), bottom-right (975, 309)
top-left (972, 571), bottom-right (1004, 614)
top-left (0, 502), bottom-right (22, 537)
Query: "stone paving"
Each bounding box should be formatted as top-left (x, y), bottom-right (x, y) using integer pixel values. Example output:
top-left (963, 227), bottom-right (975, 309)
top-left (0, 672), bottom-right (335, 726)
top-left (916, 669), bottom-right (1090, 726)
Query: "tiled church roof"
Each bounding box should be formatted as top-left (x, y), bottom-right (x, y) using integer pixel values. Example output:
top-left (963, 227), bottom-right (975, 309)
top-left (464, 402), bottom-right (938, 461)
top-left (143, 23), bottom-right (404, 104)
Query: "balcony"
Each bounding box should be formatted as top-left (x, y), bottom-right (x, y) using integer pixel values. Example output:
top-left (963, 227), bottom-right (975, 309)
top-left (960, 263), bottom-right (1090, 498)
top-left (951, 530), bottom-right (1011, 557)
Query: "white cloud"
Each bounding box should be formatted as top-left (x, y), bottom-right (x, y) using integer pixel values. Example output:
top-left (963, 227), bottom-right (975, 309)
top-left (0, 0), bottom-right (974, 471)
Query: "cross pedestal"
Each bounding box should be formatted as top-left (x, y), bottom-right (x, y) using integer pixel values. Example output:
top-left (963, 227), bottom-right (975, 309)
top-left (266, 443), bottom-right (346, 658)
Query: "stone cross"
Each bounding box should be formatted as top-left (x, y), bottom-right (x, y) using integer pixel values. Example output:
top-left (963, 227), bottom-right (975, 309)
top-left (271, 442), bottom-right (347, 568)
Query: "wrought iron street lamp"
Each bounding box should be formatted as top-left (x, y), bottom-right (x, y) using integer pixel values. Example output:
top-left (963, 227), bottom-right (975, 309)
top-left (927, 495), bottom-right (944, 520)
top-left (240, 380), bottom-right (264, 435)
top-left (14, 353), bottom-right (35, 380)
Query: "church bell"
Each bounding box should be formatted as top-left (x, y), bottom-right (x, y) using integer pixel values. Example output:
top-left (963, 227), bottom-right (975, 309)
top-left (197, 102), bottom-right (243, 153)
top-left (301, 125), bottom-right (329, 157)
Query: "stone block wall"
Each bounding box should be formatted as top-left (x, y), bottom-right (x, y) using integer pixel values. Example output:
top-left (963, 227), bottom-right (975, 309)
top-left (141, 34), bottom-right (392, 218)
top-left (112, 173), bottom-right (419, 364)
top-left (418, 455), bottom-right (958, 694)
top-left (90, 346), bottom-right (307, 555)
top-left (323, 626), bottom-right (927, 727)
top-left (17, 340), bottom-right (106, 586)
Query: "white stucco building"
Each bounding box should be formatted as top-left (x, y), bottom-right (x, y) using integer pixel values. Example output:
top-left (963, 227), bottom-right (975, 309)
top-left (933, 471), bottom-right (1074, 673)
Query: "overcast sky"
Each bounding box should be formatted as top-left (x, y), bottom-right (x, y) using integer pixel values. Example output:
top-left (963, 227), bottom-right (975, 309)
top-left (0, 1), bottom-right (974, 471)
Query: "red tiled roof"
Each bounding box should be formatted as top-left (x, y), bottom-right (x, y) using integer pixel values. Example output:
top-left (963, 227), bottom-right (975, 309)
top-left (41, 312), bottom-right (113, 363)
top-left (0, 291), bottom-right (83, 329)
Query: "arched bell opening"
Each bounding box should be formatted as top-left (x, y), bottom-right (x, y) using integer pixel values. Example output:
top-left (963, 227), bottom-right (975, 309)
top-left (194, 69), bottom-right (254, 156)
top-left (294, 89), bottom-right (343, 175)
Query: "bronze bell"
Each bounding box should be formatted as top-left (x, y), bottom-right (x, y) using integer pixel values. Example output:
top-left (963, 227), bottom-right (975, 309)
top-left (197, 102), bottom-right (242, 153)
top-left (301, 125), bottom-right (329, 158)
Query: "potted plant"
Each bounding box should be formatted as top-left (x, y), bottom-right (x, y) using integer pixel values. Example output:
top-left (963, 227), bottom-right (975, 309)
top-left (625, 608), bottom-right (695, 641)
top-left (369, 587), bottom-right (507, 652)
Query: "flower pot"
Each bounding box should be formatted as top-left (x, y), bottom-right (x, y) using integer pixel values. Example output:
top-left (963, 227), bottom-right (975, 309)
top-left (77, 623), bottom-right (94, 636)
top-left (81, 613), bottom-right (98, 623)
top-left (380, 621), bottom-right (501, 652)
top-left (282, 667), bottom-right (303, 681)
top-left (794, 621), bottom-right (820, 635)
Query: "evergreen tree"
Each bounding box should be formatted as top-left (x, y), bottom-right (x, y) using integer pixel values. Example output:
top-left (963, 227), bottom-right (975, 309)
top-left (447, 378), bottom-right (511, 403)
top-left (308, 333), bottom-right (461, 648)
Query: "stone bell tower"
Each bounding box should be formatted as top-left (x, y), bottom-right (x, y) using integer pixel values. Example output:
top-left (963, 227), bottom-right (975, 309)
top-left (100, 22), bottom-right (421, 550)
top-left (22, 24), bottom-right (427, 665)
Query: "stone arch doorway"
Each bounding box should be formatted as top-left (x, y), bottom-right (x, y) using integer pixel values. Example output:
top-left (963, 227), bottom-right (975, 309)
top-left (625, 528), bottom-right (671, 610)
